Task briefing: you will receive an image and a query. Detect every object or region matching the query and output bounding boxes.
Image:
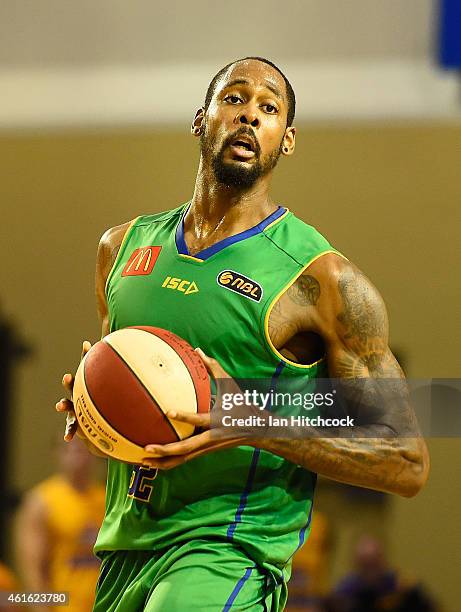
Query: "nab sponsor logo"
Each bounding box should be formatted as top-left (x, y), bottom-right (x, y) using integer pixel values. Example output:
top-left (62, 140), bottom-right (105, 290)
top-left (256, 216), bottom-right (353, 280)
top-left (162, 276), bottom-right (199, 295)
top-left (122, 246), bottom-right (161, 277)
top-left (217, 270), bottom-right (263, 302)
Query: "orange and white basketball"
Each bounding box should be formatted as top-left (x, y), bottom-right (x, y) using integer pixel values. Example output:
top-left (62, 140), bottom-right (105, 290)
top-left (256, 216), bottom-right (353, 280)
top-left (72, 326), bottom-right (211, 464)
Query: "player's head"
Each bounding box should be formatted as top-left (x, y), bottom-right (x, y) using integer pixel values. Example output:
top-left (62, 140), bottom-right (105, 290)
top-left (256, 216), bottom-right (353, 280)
top-left (204, 57), bottom-right (296, 128)
top-left (192, 57), bottom-right (296, 189)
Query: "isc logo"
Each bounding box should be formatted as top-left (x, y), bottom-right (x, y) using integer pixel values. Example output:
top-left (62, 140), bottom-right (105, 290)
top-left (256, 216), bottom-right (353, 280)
top-left (217, 270), bottom-right (263, 302)
top-left (162, 276), bottom-right (199, 295)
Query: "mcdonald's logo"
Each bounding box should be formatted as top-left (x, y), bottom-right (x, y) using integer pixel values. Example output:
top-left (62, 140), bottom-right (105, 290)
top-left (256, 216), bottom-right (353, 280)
top-left (121, 246), bottom-right (161, 277)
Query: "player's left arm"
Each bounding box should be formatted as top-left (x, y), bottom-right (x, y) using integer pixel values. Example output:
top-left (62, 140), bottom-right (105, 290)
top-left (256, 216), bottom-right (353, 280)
top-left (258, 255), bottom-right (430, 497)
top-left (143, 256), bottom-right (429, 497)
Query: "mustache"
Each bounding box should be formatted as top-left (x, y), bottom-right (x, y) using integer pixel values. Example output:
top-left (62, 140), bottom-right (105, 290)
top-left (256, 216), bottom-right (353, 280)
top-left (222, 127), bottom-right (260, 155)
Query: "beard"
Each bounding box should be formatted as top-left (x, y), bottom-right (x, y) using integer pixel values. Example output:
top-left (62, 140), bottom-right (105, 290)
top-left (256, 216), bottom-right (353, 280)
top-left (200, 126), bottom-right (283, 189)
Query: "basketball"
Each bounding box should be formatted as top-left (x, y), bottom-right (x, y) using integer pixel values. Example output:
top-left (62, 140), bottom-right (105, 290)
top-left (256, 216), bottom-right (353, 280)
top-left (72, 326), bottom-right (211, 464)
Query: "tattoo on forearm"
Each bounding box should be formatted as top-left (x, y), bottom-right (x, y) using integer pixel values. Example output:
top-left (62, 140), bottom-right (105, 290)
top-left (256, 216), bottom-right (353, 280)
top-left (261, 432), bottom-right (423, 495)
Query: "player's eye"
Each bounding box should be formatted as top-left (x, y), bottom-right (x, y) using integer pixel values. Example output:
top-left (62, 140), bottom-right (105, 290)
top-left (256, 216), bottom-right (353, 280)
top-left (224, 95), bottom-right (243, 104)
top-left (262, 103), bottom-right (278, 114)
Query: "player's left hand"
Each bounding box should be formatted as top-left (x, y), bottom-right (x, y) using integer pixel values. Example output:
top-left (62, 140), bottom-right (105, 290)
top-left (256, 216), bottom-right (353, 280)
top-left (142, 348), bottom-right (256, 469)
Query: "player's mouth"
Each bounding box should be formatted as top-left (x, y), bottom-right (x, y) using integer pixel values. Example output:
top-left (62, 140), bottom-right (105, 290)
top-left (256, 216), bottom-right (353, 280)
top-left (228, 135), bottom-right (256, 160)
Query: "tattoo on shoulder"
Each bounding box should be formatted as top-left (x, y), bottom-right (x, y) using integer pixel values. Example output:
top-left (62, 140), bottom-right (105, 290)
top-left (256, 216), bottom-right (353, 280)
top-left (337, 270), bottom-right (386, 342)
top-left (288, 275), bottom-right (320, 306)
top-left (334, 268), bottom-right (398, 378)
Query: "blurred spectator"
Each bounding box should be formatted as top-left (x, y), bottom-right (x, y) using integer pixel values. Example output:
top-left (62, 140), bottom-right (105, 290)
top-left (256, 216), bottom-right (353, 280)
top-left (286, 511), bottom-right (332, 611)
top-left (15, 437), bottom-right (105, 611)
top-left (0, 560), bottom-right (19, 591)
top-left (327, 535), bottom-right (437, 612)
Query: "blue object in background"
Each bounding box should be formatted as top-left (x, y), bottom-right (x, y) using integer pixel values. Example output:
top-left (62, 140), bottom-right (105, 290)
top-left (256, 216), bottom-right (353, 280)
top-left (439, 0), bottom-right (461, 68)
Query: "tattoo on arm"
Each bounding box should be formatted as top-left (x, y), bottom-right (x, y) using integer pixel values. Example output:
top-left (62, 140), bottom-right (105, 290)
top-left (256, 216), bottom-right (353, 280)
top-left (334, 268), bottom-right (393, 378)
top-left (337, 272), bottom-right (386, 341)
top-left (259, 263), bottom-right (428, 495)
top-left (268, 299), bottom-right (298, 349)
top-left (287, 275), bottom-right (320, 306)
top-left (268, 275), bottom-right (320, 349)
top-left (330, 267), bottom-right (419, 437)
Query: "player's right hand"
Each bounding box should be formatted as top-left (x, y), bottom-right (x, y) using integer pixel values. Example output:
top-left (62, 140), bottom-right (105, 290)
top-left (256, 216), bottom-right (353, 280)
top-left (56, 340), bottom-right (92, 441)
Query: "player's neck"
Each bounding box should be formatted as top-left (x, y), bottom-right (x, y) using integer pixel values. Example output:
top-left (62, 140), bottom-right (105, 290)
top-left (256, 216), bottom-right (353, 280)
top-left (189, 164), bottom-right (277, 237)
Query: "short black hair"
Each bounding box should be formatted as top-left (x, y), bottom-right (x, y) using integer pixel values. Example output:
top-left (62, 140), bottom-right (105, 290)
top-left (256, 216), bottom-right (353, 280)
top-left (204, 56), bottom-right (296, 127)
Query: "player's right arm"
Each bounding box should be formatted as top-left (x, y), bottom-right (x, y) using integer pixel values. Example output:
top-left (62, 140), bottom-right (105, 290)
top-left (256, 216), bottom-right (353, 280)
top-left (55, 221), bottom-right (132, 450)
top-left (95, 221), bottom-right (133, 338)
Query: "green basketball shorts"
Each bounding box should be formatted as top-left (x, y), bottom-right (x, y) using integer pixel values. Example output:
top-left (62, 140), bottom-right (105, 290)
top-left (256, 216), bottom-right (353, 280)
top-left (93, 538), bottom-right (288, 611)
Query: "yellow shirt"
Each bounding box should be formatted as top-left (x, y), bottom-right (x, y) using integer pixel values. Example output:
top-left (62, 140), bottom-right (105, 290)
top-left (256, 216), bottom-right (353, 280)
top-left (34, 475), bottom-right (105, 612)
top-left (0, 561), bottom-right (19, 591)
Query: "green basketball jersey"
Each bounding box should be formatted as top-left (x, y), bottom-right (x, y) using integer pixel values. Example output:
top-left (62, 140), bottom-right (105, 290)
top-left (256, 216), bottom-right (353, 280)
top-left (94, 203), bottom-right (339, 571)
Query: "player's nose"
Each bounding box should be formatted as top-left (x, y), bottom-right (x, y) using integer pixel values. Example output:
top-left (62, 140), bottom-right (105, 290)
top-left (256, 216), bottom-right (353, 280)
top-left (236, 108), bottom-right (259, 128)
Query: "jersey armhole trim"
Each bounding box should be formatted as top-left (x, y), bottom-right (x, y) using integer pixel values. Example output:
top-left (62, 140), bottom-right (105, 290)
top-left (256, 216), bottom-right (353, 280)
top-left (263, 249), bottom-right (349, 370)
top-left (104, 217), bottom-right (140, 298)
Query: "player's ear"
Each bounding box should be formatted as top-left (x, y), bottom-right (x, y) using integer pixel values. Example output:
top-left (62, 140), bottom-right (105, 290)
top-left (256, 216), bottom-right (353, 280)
top-left (281, 126), bottom-right (296, 156)
top-left (191, 107), bottom-right (205, 137)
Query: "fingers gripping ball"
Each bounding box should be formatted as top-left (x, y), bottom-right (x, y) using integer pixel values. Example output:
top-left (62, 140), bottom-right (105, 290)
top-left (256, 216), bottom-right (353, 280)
top-left (72, 326), bottom-right (211, 464)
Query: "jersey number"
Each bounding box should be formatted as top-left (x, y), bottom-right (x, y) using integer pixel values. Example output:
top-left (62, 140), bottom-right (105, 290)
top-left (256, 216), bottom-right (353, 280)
top-left (128, 466), bottom-right (158, 502)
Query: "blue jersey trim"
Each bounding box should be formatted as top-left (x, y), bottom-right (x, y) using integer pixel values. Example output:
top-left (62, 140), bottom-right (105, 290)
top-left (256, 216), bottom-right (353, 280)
top-left (222, 566), bottom-right (255, 611)
top-left (226, 449), bottom-right (260, 541)
top-left (226, 361), bottom-right (286, 541)
top-left (297, 491), bottom-right (315, 549)
top-left (284, 473), bottom-right (317, 567)
top-left (268, 360), bottom-right (285, 410)
top-left (176, 205), bottom-right (286, 260)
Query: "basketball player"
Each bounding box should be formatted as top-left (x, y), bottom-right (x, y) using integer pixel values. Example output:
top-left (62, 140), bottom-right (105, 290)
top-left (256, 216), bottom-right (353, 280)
top-left (15, 437), bottom-right (105, 611)
top-left (56, 57), bottom-right (429, 611)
